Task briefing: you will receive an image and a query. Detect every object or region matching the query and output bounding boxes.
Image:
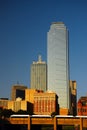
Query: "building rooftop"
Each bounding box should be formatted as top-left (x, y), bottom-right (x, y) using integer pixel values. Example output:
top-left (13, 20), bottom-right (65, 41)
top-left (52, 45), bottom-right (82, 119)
top-left (52, 22), bottom-right (64, 24)
top-left (32, 55), bottom-right (46, 64)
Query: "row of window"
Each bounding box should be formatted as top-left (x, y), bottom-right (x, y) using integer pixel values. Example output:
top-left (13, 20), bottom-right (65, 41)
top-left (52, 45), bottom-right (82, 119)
top-left (78, 108), bottom-right (87, 113)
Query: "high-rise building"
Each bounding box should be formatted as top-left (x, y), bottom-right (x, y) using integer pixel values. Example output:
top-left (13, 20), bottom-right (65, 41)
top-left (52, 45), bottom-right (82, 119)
top-left (30, 55), bottom-right (47, 92)
top-left (47, 22), bottom-right (70, 112)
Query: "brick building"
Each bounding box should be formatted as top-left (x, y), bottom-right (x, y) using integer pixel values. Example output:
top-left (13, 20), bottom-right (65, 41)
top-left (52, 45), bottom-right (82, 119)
top-left (33, 91), bottom-right (58, 115)
top-left (77, 96), bottom-right (87, 116)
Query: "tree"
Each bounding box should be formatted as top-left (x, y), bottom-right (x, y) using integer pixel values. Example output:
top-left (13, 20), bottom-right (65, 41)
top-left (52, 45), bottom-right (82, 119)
top-left (0, 109), bottom-right (15, 118)
top-left (16, 109), bottom-right (27, 114)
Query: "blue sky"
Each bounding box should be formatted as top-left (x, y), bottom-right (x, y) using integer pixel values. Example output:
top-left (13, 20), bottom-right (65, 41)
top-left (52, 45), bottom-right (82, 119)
top-left (0, 0), bottom-right (87, 100)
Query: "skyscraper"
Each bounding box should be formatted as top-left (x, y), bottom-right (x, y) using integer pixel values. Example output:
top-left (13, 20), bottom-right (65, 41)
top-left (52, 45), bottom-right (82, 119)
top-left (47, 22), bottom-right (70, 112)
top-left (30, 55), bottom-right (47, 92)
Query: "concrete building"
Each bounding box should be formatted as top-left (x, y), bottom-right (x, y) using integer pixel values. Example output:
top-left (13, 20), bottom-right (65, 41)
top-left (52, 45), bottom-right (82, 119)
top-left (0, 98), bottom-right (8, 109)
top-left (8, 98), bottom-right (29, 112)
top-left (25, 88), bottom-right (43, 103)
top-left (30, 55), bottom-right (47, 92)
top-left (11, 84), bottom-right (27, 101)
top-left (25, 89), bottom-right (36, 103)
top-left (33, 91), bottom-right (58, 115)
top-left (47, 22), bottom-right (70, 114)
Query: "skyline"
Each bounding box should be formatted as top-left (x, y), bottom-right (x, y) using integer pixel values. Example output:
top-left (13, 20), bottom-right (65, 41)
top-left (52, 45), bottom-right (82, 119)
top-left (0, 0), bottom-right (87, 100)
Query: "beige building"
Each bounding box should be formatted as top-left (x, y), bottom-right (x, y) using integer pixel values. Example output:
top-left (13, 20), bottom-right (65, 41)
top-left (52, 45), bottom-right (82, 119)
top-left (30, 55), bottom-right (47, 92)
top-left (8, 98), bottom-right (28, 112)
top-left (25, 89), bottom-right (37, 103)
top-left (0, 98), bottom-right (8, 109)
top-left (9, 88), bottom-right (44, 113)
top-left (11, 84), bottom-right (27, 100)
top-left (25, 88), bottom-right (43, 103)
top-left (70, 80), bottom-right (77, 95)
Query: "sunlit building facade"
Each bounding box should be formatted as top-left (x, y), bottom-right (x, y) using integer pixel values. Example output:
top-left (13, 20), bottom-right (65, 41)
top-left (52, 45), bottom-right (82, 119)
top-left (47, 22), bottom-right (70, 112)
top-left (11, 84), bottom-right (27, 101)
top-left (30, 55), bottom-right (47, 92)
top-left (0, 98), bottom-right (8, 109)
top-left (25, 88), bottom-right (43, 103)
top-left (34, 91), bottom-right (58, 115)
top-left (8, 98), bottom-right (29, 112)
top-left (77, 96), bottom-right (87, 116)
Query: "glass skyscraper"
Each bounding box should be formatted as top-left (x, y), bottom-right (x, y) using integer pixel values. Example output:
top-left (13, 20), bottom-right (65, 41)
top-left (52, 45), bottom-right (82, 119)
top-left (30, 55), bottom-right (47, 92)
top-left (47, 22), bottom-right (70, 110)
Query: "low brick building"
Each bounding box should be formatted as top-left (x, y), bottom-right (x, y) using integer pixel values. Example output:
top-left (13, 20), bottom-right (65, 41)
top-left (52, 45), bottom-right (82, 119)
top-left (77, 96), bottom-right (87, 115)
top-left (33, 91), bottom-right (58, 115)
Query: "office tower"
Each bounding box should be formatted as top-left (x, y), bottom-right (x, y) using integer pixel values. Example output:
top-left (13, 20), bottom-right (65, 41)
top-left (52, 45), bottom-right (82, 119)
top-left (47, 22), bottom-right (70, 113)
top-left (11, 84), bottom-right (27, 101)
top-left (30, 55), bottom-right (47, 92)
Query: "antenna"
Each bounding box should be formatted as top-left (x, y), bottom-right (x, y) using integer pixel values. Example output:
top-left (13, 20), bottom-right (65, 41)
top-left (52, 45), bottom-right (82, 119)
top-left (38, 55), bottom-right (42, 62)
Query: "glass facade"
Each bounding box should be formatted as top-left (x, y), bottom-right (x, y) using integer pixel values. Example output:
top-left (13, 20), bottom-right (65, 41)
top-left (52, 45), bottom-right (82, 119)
top-left (47, 22), bottom-right (70, 109)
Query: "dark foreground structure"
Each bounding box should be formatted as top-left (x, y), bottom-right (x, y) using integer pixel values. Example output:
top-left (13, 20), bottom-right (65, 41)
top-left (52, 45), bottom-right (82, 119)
top-left (1, 115), bottom-right (87, 130)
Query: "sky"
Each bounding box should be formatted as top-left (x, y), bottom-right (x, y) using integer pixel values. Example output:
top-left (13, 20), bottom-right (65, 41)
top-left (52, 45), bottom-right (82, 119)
top-left (0, 0), bottom-right (87, 100)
